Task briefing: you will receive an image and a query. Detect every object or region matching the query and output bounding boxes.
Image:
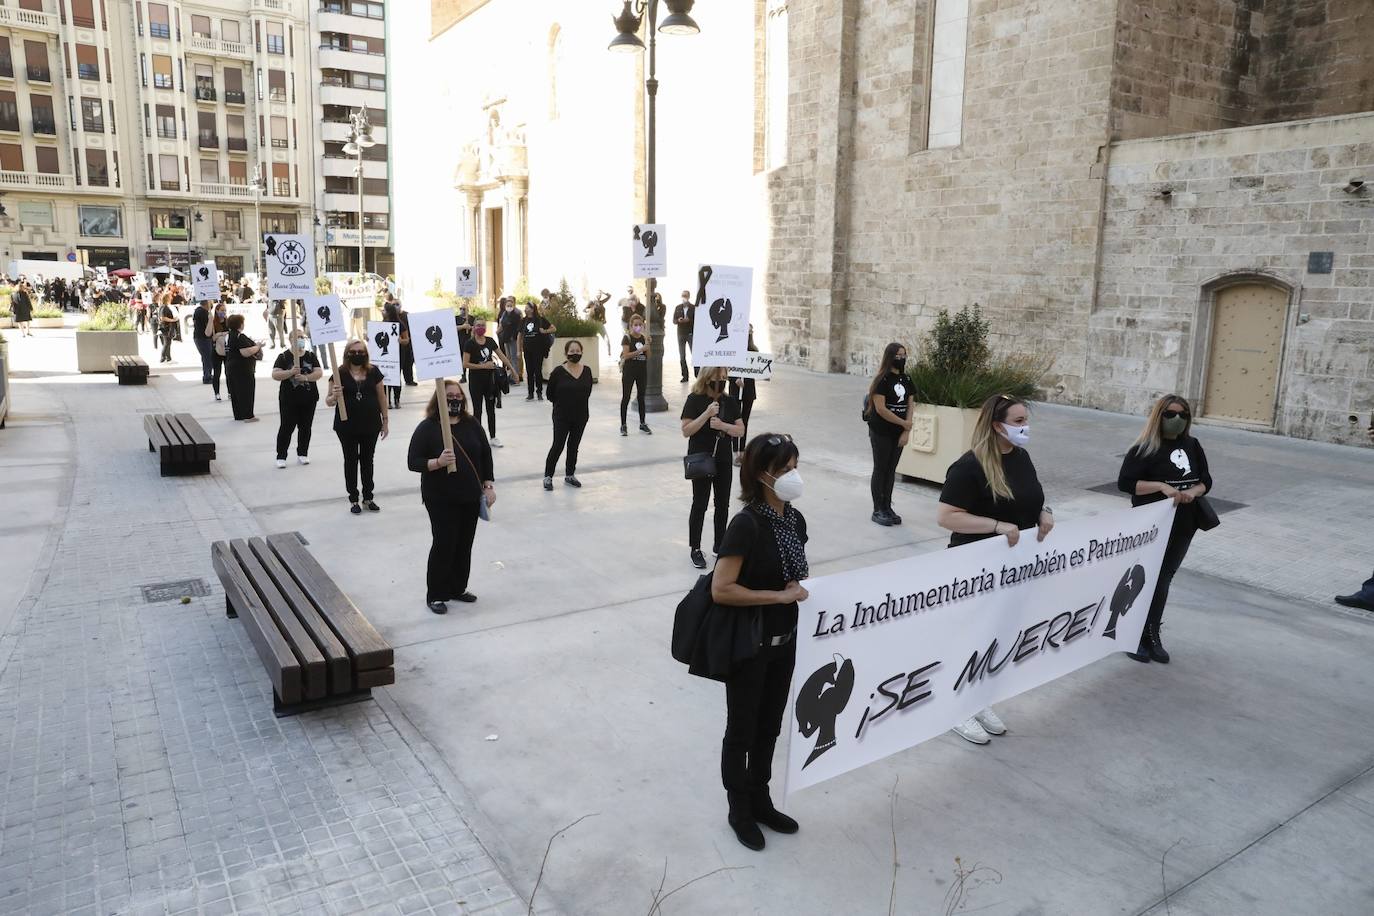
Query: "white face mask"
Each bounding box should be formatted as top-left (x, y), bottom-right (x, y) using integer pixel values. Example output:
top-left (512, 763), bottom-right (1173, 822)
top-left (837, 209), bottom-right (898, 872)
top-left (999, 424), bottom-right (1031, 448)
top-left (766, 469), bottom-right (804, 502)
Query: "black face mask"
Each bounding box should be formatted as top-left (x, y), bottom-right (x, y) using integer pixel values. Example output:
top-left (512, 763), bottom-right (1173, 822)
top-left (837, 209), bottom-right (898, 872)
top-left (348, 353), bottom-right (366, 366)
top-left (567, 352), bottom-right (583, 363)
top-left (892, 357), bottom-right (907, 372)
top-left (446, 399), bottom-right (464, 417)
top-left (709, 381), bottom-right (726, 392)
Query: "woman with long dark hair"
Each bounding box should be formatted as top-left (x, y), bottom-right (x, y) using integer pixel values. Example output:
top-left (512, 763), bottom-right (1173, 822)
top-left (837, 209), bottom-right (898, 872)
top-left (936, 394), bottom-right (1053, 745)
top-left (517, 301), bottom-right (555, 401)
top-left (1118, 395), bottom-right (1212, 663)
top-left (681, 367), bottom-right (746, 569)
top-left (462, 318), bottom-right (518, 448)
top-left (326, 338), bottom-right (389, 514)
top-left (543, 339), bottom-right (593, 490)
top-left (712, 432), bottom-right (808, 851)
top-left (407, 379), bottom-right (496, 614)
top-left (620, 313), bottom-right (652, 435)
top-left (866, 342), bottom-right (913, 525)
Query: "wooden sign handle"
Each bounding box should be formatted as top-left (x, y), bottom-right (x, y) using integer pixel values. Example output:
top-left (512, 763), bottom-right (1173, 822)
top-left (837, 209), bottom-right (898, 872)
top-left (329, 342), bottom-right (349, 421)
top-left (288, 300), bottom-right (300, 373)
top-left (436, 378), bottom-right (456, 474)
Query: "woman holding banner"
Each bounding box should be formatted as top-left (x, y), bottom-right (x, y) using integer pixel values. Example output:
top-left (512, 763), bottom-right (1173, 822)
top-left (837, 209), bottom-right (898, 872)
top-left (1117, 395), bottom-right (1212, 664)
top-left (543, 339), bottom-right (593, 489)
top-left (682, 367), bottom-right (746, 569)
top-left (866, 342), bottom-right (913, 526)
top-left (463, 319), bottom-right (518, 448)
top-left (711, 432), bottom-right (809, 851)
top-left (936, 394), bottom-right (1053, 745)
top-left (407, 380), bottom-right (495, 615)
top-left (326, 339), bottom-right (389, 514)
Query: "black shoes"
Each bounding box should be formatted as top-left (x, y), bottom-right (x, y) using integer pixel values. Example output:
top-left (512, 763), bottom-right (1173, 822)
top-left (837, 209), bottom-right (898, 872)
top-left (454, 592), bottom-right (477, 603)
top-left (886, 508), bottom-right (903, 525)
top-left (1336, 593), bottom-right (1374, 612)
top-left (543, 476), bottom-right (554, 491)
top-left (752, 794), bottom-right (799, 835)
top-left (1146, 622), bottom-right (1170, 664)
top-left (526, 395), bottom-right (535, 401)
top-left (871, 510), bottom-right (894, 527)
top-left (564, 476), bottom-right (582, 488)
top-left (349, 502), bottom-right (362, 515)
top-left (620, 424), bottom-right (628, 437)
top-left (362, 500), bottom-right (381, 512)
top-left (729, 815), bottom-right (765, 851)
top-left (690, 549), bottom-right (707, 569)
top-left (639, 423), bottom-right (652, 434)
top-left (427, 601), bottom-right (448, 615)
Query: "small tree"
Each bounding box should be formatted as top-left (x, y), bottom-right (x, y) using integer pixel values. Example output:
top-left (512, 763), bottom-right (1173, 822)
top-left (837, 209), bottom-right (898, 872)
top-left (925, 304), bottom-right (990, 375)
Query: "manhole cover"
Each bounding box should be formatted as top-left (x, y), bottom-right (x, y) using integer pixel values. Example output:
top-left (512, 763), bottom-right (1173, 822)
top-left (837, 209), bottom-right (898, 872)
top-left (1084, 483), bottom-right (1246, 515)
top-left (141, 578), bottom-right (211, 603)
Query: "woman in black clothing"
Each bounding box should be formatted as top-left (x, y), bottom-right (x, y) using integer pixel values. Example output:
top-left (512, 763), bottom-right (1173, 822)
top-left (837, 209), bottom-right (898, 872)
top-left (408, 380), bottom-right (496, 615)
top-left (270, 329), bottom-right (324, 467)
top-left (681, 367), bottom-right (746, 569)
top-left (866, 342), bottom-right (913, 526)
top-left (1118, 394), bottom-right (1212, 664)
top-left (462, 319), bottom-right (518, 448)
top-left (11, 282), bottom-right (32, 336)
top-left (326, 339), bottom-right (389, 514)
top-left (382, 301), bottom-right (408, 409)
top-left (712, 432), bottom-right (809, 851)
top-left (209, 304), bottom-right (228, 401)
top-left (223, 313), bottom-right (263, 421)
top-left (543, 339), bottom-right (593, 490)
top-left (936, 394), bottom-right (1053, 746)
top-left (517, 302), bottom-right (555, 400)
top-left (729, 326), bottom-right (760, 466)
top-left (620, 315), bottom-right (652, 435)
top-left (157, 293), bottom-right (178, 363)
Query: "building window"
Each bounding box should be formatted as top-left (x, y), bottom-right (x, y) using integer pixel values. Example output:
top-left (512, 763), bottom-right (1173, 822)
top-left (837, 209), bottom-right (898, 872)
top-left (363, 212), bottom-right (388, 229)
top-left (191, 14), bottom-right (211, 38)
top-left (0, 91), bottom-right (17, 133)
top-left (212, 209), bottom-right (241, 237)
top-left (35, 145), bottom-right (59, 174)
top-left (81, 97), bottom-right (103, 132)
top-left (150, 208), bottom-right (188, 239)
top-left (270, 115), bottom-right (287, 148)
top-left (925, 0), bottom-right (968, 150)
top-left (261, 212), bottom-right (297, 233)
top-left (271, 161), bottom-right (289, 196)
top-left (348, 1), bottom-right (384, 20)
top-left (225, 114), bottom-right (246, 151)
top-left (75, 43), bottom-right (99, 81)
top-left (267, 68), bottom-right (286, 101)
top-left (227, 158), bottom-right (247, 185)
top-left (199, 158), bottom-right (218, 182)
top-left (265, 22), bottom-right (284, 55)
top-left (222, 19), bottom-right (241, 44)
top-left (0, 37), bottom-right (13, 80)
top-left (152, 54), bottom-right (173, 90)
top-left (85, 147), bottom-right (108, 186)
top-left (351, 72), bottom-right (385, 91)
top-left (148, 3), bottom-right (171, 39)
top-left (155, 104), bottom-right (176, 139)
top-left (0, 142), bottom-right (22, 172)
top-left (197, 110), bottom-right (216, 147)
top-left (158, 153), bottom-right (178, 190)
top-left (224, 67), bottom-right (245, 105)
top-left (31, 94), bottom-right (55, 134)
top-left (24, 40), bottom-right (49, 83)
top-left (79, 205), bottom-right (122, 237)
top-left (70, 0), bottom-right (96, 29)
top-left (764, 1), bottom-right (788, 169)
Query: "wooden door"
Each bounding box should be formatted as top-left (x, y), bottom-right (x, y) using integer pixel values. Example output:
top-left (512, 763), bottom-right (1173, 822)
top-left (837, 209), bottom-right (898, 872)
top-left (1202, 284), bottom-right (1287, 424)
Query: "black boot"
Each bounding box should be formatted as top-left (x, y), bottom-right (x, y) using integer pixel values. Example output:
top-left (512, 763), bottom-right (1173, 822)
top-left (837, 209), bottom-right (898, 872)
top-left (1126, 632), bottom-right (1151, 663)
top-left (727, 792), bottom-right (765, 851)
top-left (751, 791), bottom-right (799, 834)
top-left (1147, 621), bottom-right (1170, 664)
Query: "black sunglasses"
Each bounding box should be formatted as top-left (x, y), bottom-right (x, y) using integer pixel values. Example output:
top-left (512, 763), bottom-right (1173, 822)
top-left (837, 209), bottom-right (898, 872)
top-left (765, 434), bottom-right (793, 446)
top-left (1163, 409), bottom-right (1189, 420)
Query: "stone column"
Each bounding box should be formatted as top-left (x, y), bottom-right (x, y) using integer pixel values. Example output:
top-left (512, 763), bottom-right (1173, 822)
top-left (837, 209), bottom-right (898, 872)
top-left (505, 178), bottom-right (528, 288)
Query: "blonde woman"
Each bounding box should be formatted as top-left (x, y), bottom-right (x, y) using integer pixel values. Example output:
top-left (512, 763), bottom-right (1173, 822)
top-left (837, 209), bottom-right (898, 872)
top-left (680, 366), bottom-right (746, 569)
top-left (935, 394), bottom-right (1053, 745)
top-left (1117, 394), bottom-right (1212, 664)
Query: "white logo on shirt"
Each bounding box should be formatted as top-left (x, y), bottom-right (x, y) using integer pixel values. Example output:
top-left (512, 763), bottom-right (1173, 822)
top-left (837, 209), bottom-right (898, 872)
top-left (526, 322), bottom-right (535, 333)
top-left (893, 383), bottom-right (906, 401)
top-left (1169, 448), bottom-right (1191, 476)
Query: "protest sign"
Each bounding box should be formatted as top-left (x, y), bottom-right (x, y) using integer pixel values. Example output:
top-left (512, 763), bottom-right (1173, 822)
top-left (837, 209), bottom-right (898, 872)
top-left (305, 293), bottom-right (349, 420)
top-left (191, 261), bottom-right (219, 301)
top-left (455, 266), bottom-right (478, 298)
top-left (367, 320), bottom-right (403, 387)
top-left (785, 500), bottom-right (1176, 798)
top-left (264, 233), bottom-right (314, 299)
top-left (728, 352), bottom-right (773, 381)
top-left (408, 308), bottom-right (463, 381)
top-left (692, 264), bottom-right (752, 367)
top-left (632, 224), bottom-right (667, 278)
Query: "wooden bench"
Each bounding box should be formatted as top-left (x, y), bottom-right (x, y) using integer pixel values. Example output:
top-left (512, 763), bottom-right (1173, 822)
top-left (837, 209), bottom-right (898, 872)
top-left (211, 532), bottom-right (395, 717)
top-left (144, 413), bottom-right (215, 476)
top-left (111, 355), bottom-right (149, 385)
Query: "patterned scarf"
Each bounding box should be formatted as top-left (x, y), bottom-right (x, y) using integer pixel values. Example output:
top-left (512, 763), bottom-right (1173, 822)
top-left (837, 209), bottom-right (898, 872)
top-left (753, 502), bottom-right (808, 583)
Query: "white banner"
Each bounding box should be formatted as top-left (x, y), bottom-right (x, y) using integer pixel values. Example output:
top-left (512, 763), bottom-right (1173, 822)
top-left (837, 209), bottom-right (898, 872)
top-left (692, 264), bottom-right (752, 367)
top-left (264, 233), bottom-right (314, 299)
top-left (785, 501), bottom-right (1176, 798)
top-left (367, 320), bottom-right (403, 386)
top-left (303, 294), bottom-right (348, 346)
top-left (728, 352), bottom-right (773, 381)
top-left (191, 261), bottom-right (219, 302)
top-left (408, 308), bottom-right (463, 381)
top-left (632, 223), bottom-right (667, 278)
top-left (454, 266), bottom-right (478, 298)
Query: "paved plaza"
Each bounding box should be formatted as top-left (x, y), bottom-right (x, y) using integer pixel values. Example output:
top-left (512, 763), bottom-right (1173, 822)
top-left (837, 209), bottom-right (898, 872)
top-left (2, 319), bottom-right (1374, 915)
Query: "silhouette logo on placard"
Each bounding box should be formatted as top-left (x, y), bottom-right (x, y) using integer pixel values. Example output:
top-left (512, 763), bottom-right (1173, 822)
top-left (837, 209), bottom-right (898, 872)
top-left (315, 302), bottom-right (333, 326)
top-left (709, 298), bottom-right (733, 343)
top-left (373, 329), bottom-right (390, 356)
top-left (795, 654), bottom-right (856, 768)
top-left (424, 324), bottom-right (444, 352)
top-left (274, 239), bottom-right (307, 277)
top-left (1103, 565), bottom-right (1147, 640)
top-left (634, 225), bottom-right (659, 257)
top-left (461, 268), bottom-right (471, 281)
top-left (197, 266), bottom-right (211, 281)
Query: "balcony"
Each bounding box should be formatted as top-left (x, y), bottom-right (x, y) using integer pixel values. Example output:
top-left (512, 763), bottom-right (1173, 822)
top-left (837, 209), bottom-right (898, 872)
top-left (0, 6), bottom-right (62, 34)
top-left (77, 64), bottom-right (99, 81)
top-left (253, 0), bottom-right (286, 11)
top-left (226, 136), bottom-right (247, 152)
top-left (159, 180), bottom-right (181, 191)
top-left (0, 59), bottom-right (13, 80)
top-left (321, 121), bottom-right (387, 145)
top-left (323, 156), bottom-right (387, 179)
top-left (318, 82), bottom-right (382, 110)
top-left (156, 127), bottom-right (177, 139)
top-left (198, 132), bottom-right (218, 149)
top-left (224, 89), bottom-right (245, 105)
top-left (32, 118), bottom-right (56, 135)
top-left (267, 88), bottom-right (287, 102)
top-left (195, 85), bottom-right (216, 102)
top-left (149, 23), bottom-right (171, 39)
top-left (0, 116), bottom-right (18, 133)
top-left (325, 191), bottom-right (388, 213)
top-left (82, 118), bottom-right (104, 133)
top-left (192, 181), bottom-right (255, 200)
top-left (317, 47), bottom-right (386, 75)
top-left (0, 170), bottom-right (74, 190)
top-left (27, 66), bottom-right (51, 83)
top-left (318, 10), bottom-right (384, 39)
top-left (187, 35), bottom-right (253, 60)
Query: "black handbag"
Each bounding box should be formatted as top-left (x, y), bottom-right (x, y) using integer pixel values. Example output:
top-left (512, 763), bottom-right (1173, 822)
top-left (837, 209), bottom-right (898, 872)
top-left (1193, 495), bottom-right (1220, 531)
top-left (672, 571), bottom-right (763, 682)
top-left (495, 366), bottom-right (511, 395)
top-left (672, 572), bottom-right (714, 665)
top-left (683, 452), bottom-right (716, 480)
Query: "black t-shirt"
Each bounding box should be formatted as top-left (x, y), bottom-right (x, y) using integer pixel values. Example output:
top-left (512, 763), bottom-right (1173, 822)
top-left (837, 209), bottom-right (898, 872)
top-left (455, 310), bottom-right (471, 341)
top-left (718, 505), bottom-right (808, 638)
top-left (333, 365), bottom-right (386, 434)
top-left (464, 336), bottom-right (500, 388)
top-left (673, 303), bottom-right (694, 334)
top-left (1118, 435), bottom-right (1213, 508)
top-left (522, 315), bottom-right (552, 343)
top-left (407, 416), bottom-right (493, 505)
top-left (225, 330), bottom-right (255, 366)
top-left (622, 333), bottom-right (648, 362)
top-left (498, 308), bottom-right (520, 339)
top-left (273, 349), bottom-right (320, 404)
top-left (939, 448), bottom-right (1045, 547)
top-left (681, 393), bottom-right (740, 459)
top-left (547, 364), bottom-right (592, 421)
top-left (193, 305), bottom-right (210, 340)
top-left (868, 372), bottom-right (911, 436)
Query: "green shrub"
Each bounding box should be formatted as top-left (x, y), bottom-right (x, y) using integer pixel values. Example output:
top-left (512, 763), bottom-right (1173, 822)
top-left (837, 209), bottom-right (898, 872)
top-left (906, 304), bottom-right (1046, 408)
top-left (927, 304), bottom-right (990, 375)
top-left (542, 277), bottom-right (604, 339)
top-left (78, 302), bottom-right (134, 331)
top-left (0, 303), bottom-right (10, 319)
top-left (32, 307), bottom-right (63, 319)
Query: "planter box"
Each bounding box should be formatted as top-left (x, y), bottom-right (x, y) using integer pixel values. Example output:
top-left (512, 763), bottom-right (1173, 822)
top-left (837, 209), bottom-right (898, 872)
top-left (30, 317), bottom-right (64, 329)
top-left (539, 336), bottom-right (601, 383)
top-left (896, 403), bottom-right (981, 484)
top-left (76, 330), bottom-right (141, 373)
top-left (0, 317), bottom-right (12, 329)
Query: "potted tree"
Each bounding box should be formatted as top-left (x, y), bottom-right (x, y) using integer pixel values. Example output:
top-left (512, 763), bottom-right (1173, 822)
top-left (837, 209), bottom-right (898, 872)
top-left (75, 302), bottom-right (139, 372)
top-left (897, 304), bottom-right (1046, 484)
top-left (30, 306), bottom-right (65, 329)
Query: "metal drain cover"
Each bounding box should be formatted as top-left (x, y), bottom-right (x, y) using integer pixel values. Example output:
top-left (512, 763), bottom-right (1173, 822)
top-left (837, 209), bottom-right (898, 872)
top-left (141, 578), bottom-right (211, 603)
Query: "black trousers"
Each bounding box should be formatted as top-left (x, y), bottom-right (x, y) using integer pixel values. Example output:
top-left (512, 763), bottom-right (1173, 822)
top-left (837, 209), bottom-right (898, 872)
top-left (525, 345), bottom-right (548, 397)
top-left (400, 343), bottom-right (415, 384)
top-left (227, 366), bottom-right (256, 420)
top-left (1145, 508), bottom-right (1198, 629)
top-left (336, 427), bottom-right (380, 502)
top-left (276, 400), bottom-right (316, 459)
top-left (689, 454), bottom-right (733, 551)
top-left (210, 352), bottom-right (224, 396)
top-left (722, 641), bottom-right (796, 802)
top-left (545, 415), bottom-right (587, 478)
top-left (869, 428), bottom-right (902, 512)
top-left (194, 336), bottom-right (214, 383)
top-left (470, 380), bottom-right (498, 438)
top-left (733, 398), bottom-right (755, 455)
top-left (621, 361), bottom-right (646, 425)
top-left (425, 500), bottom-right (480, 602)
top-left (677, 332), bottom-right (692, 379)
top-left (387, 384), bottom-right (401, 408)
top-left (160, 326), bottom-right (175, 361)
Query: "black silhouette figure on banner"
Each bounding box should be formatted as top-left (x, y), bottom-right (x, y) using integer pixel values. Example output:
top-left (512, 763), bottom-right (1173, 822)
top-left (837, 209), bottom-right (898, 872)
top-left (1103, 565), bottom-right (1147, 640)
top-left (460, 268), bottom-right (471, 281)
top-left (373, 329), bottom-right (391, 356)
top-left (197, 266), bottom-right (211, 281)
top-left (316, 302), bottom-right (333, 327)
top-left (709, 298), bottom-right (732, 343)
top-left (276, 239), bottom-right (307, 276)
top-left (795, 654), bottom-right (856, 768)
top-left (425, 324), bottom-right (444, 352)
top-left (265, 235), bottom-right (278, 259)
top-left (634, 225), bottom-right (659, 258)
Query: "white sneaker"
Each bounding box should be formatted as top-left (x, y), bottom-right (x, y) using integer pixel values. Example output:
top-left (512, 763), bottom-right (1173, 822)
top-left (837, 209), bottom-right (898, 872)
top-left (275, 459), bottom-right (287, 469)
top-left (952, 716), bottom-right (991, 745)
top-left (490, 437), bottom-right (503, 448)
top-left (297, 456), bottom-right (310, 465)
top-left (973, 707), bottom-right (1007, 736)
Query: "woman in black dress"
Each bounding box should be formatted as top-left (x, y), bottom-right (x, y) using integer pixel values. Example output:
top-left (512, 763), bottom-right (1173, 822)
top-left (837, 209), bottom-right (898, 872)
top-left (681, 367), bottom-right (746, 569)
top-left (223, 313), bottom-right (263, 421)
top-left (325, 339), bottom-right (389, 514)
top-left (10, 281), bottom-right (33, 336)
top-left (866, 342), bottom-right (912, 526)
top-left (543, 339), bottom-right (593, 490)
top-left (407, 380), bottom-right (496, 615)
top-left (1118, 394), bottom-right (1213, 664)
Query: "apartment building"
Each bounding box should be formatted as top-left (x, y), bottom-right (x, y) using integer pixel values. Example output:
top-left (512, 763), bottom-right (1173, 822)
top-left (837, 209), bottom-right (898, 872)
top-left (0, 0), bottom-right (320, 279)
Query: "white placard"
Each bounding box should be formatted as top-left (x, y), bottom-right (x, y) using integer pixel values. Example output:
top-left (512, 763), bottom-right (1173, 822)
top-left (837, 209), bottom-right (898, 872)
top-left (692, 264), bottom-right (752, 367)
top-left (454, 266), bottom-right (478, 298)
top-left (728, 352), bottom-right (774, 381)
top-left (335, 276), bottom-right (376, 310)
top-left (632, 223), bottom-right (667, 278)
top-left (367, 320), bottom-right (403, 387)
top-left (785, 500), bottom-right (1176, 798)
top-left (408, 308), bottom-right (463, 381)
top-left (303, 294), bottom-right (348, 346)
top-left (264, 233), bottom-right (314, 299)
top-left (191, 261), bottom-right (219, 302)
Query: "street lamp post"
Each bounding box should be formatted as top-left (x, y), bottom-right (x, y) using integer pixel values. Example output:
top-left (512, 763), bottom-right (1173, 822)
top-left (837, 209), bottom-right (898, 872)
top-left (343, 109), bottom-right (376, 275)
top-left (608, 0), bottom-right (700, 413)
top-left (250, 169), bottom-right (264, 282)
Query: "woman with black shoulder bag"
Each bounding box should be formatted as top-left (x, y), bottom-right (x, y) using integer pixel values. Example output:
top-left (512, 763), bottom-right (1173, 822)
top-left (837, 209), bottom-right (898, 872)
top-left (681, 367), bottom-right (745, 569)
